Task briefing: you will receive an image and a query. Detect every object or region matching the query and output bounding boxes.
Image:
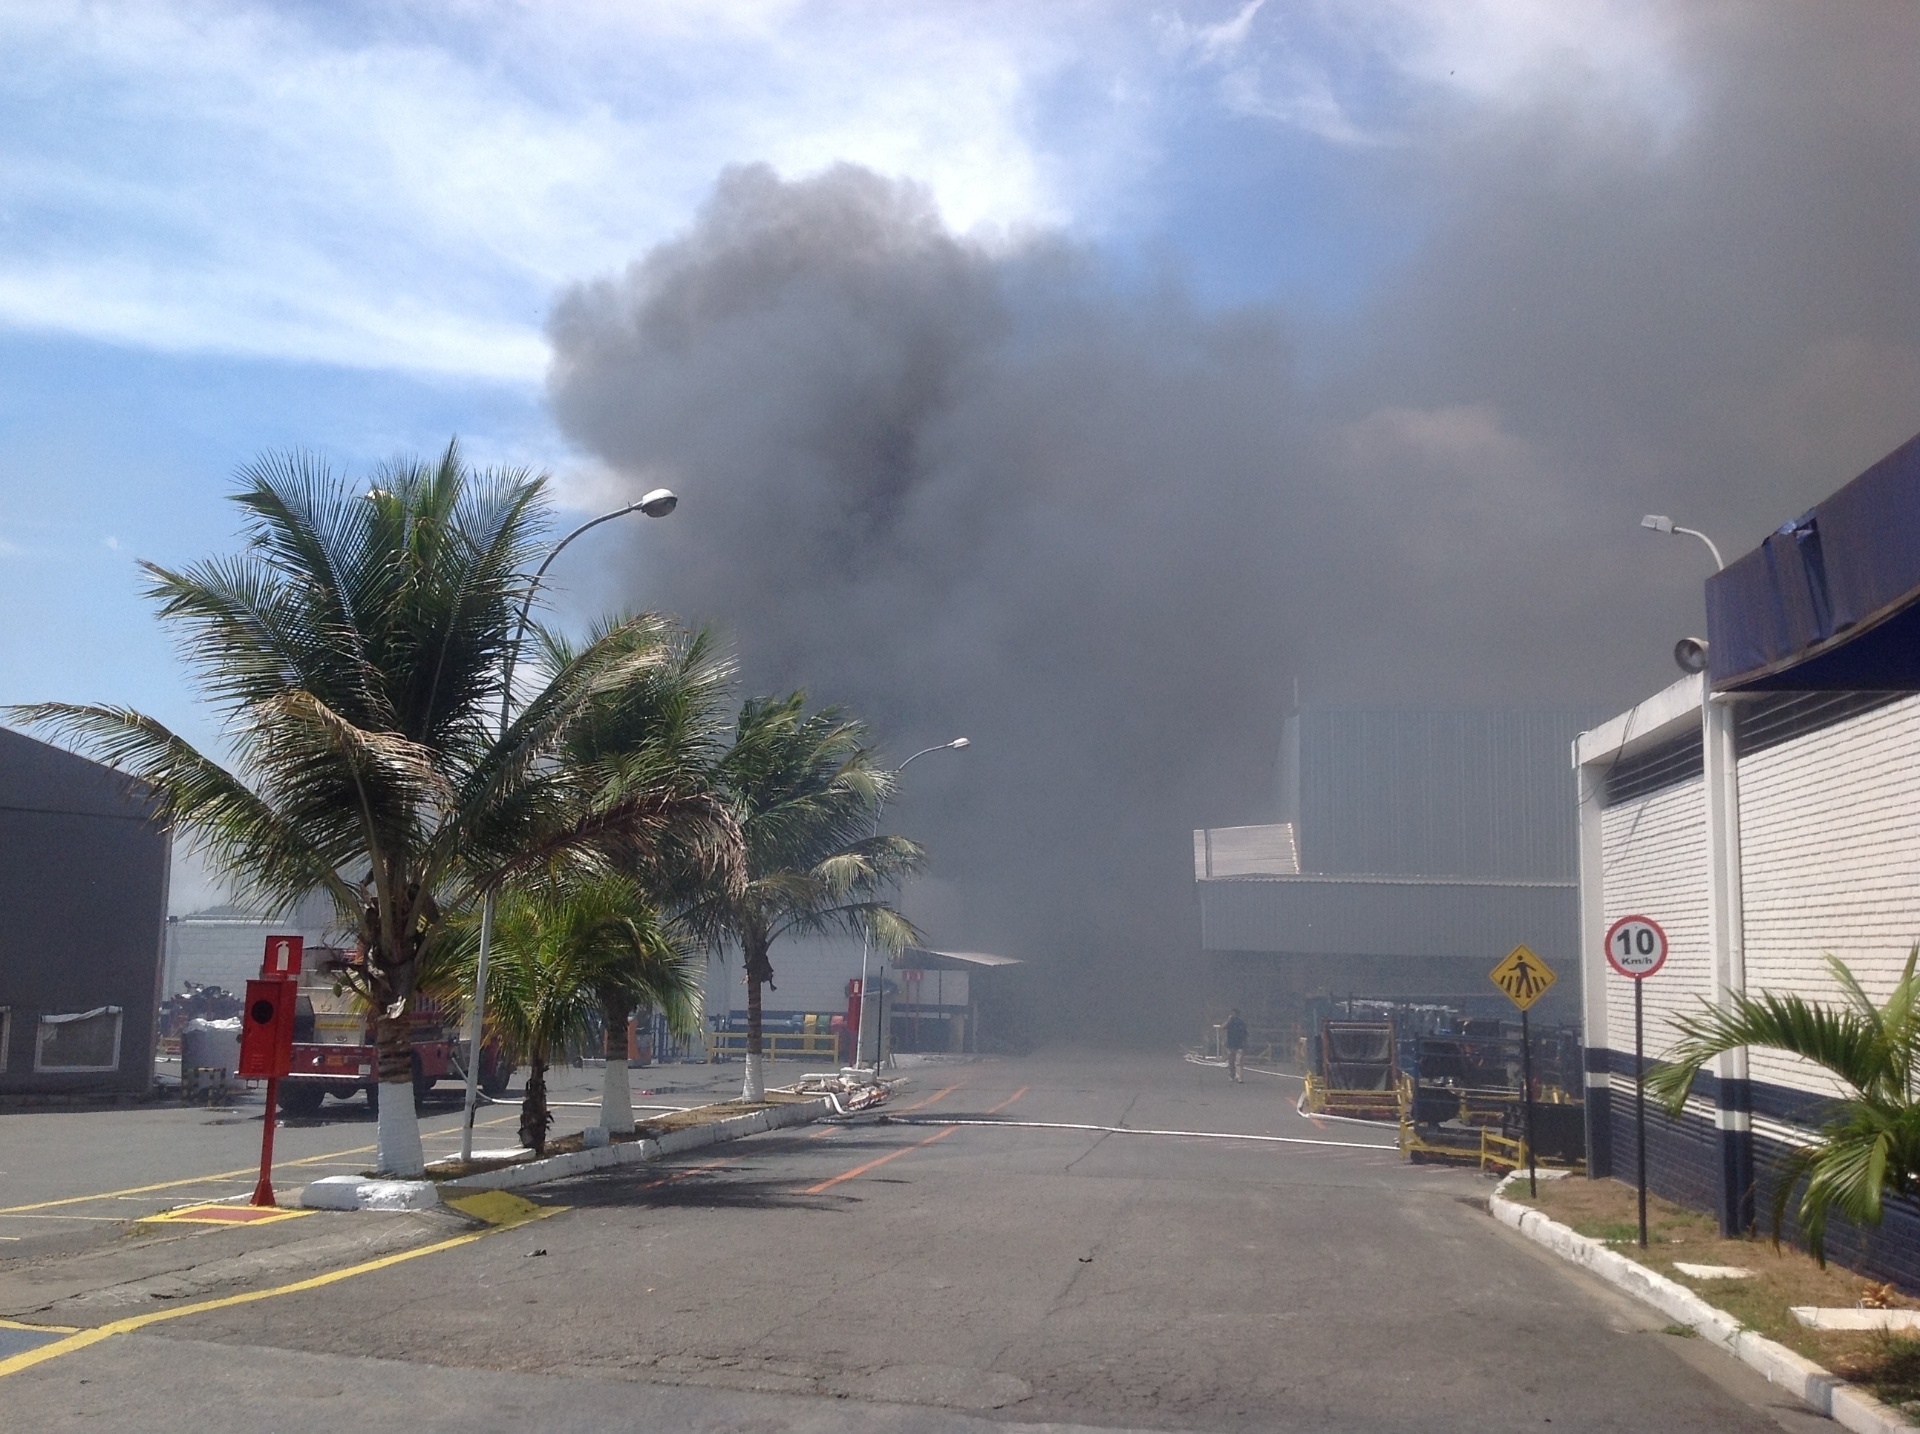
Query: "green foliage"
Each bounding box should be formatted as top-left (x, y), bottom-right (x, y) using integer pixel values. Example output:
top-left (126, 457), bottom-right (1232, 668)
top-left (687, 694), bottom-right (927, 973)
top-left (1649, 947), bottom-right (1920, 1262)
top-left (8, 446), bottom-right (714, 1013)
top-left (439, 875), bottom-right (703, 1152)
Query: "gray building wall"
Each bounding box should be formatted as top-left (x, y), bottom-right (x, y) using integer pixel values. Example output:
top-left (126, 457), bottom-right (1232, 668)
top-left (1281, 708), bottom-right (1598, 880)
top-left (1196, 708), bottom-right (1596, 1025)
top-left (0, 728), bottom-right (170, 1095)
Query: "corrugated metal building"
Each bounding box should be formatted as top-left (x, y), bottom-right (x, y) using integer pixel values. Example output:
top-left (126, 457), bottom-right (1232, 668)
top-left (0, 727), bottom-right (169, 1097)
top-left (1196, 708), bottom-right (1596, 1031)
top-left (163, 894), bottom-right (338, 996)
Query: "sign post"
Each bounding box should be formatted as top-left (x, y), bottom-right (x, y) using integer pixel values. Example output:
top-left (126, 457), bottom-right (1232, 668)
top-left (1490, 944), bottom-right (1557, 1196)
top-left (239, 937), bottom-right (303, 1207)
top-left (1605, 915), bottom-right (1669, 1249)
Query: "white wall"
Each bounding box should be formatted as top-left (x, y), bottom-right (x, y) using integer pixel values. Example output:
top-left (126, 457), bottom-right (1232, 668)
top-left (1738, 695), bottom-right (1920, 1100)
top-left (1598, 777), bottom-right (1711, 1061)
top-left (1581, 689), bottom-right (1920, 1106)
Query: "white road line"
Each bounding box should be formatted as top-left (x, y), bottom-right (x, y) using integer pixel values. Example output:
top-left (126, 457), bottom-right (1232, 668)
top-left (883, 1116), bottom-right (1398, 1151)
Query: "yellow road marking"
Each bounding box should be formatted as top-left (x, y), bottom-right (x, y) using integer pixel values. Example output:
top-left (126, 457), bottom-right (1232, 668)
top-left (442, 1191), bottom-right (544, 1226)
top-left (139, 1204), bottom-right (314, 1228)
top-left (804, 1086), bottom-right (1028, 1194)
top-left (0, 1111), bottom-right (522, 1218)
top-left (0, 1318), bottom-right (78, 1334)
top-left (0, 1199), bottom-right (563, 1380)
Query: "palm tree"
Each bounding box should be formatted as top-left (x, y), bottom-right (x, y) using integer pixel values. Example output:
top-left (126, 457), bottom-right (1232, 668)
top-left (1649, 947), bottom-right (1920, 1262)
top-left (689, 694), bottom-right (926, 1103)
top-left (540, 617), bottom-right (735, 1130)
top-left (11, 445), bottom-right (715, 1175)
top-left (442, 876), bottom-right (702, 1155)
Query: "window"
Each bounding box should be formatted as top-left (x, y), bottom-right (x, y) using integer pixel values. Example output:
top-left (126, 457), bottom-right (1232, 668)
top-left (34, 1006), bottom-right (123, 1072)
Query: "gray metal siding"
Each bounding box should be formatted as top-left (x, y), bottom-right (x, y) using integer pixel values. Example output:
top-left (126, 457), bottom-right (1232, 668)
top-left (0, 728), bottom-right (169, 1094)
top-left (1198, 876), bottom-right (1576, 964)
top-left (1289, 709), bottom-right (1599, 881)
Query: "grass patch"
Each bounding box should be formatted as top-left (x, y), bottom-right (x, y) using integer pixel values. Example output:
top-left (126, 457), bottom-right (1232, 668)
top-left (1661, 1323), bottom-right (1699, 1338)
top-left (1834, 1333), bottom-right (1920, 1415)
top-left (1511, 1174), bottom-right (1920, 1420)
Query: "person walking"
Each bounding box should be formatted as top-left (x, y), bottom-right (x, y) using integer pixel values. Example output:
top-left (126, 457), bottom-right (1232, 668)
top-left (1224, 1008), bottom-right (1247, 1083)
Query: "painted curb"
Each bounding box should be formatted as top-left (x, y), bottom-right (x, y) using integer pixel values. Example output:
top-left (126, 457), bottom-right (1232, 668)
top-left (1490, 1186), bottom-right (1908, 1433)
top-left (299, 1097), bottom-right (836, 1208)
top-left (302, 1176), bottom-right (441, 1211)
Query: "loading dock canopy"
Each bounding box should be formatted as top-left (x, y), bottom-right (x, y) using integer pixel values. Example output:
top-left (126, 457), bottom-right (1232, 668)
top-left (891, 948), bottom-right (1021, 971)
top-left (1708, 430), bottom-right (1920, 691)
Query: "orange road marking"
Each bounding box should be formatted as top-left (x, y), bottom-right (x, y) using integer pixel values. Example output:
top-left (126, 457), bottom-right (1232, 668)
top-left (803, 1086), bottom-right (1028, 1194)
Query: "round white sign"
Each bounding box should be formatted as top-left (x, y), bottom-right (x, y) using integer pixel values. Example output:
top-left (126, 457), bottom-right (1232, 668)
top-left (1605, 914), bottom-right (1668, 979)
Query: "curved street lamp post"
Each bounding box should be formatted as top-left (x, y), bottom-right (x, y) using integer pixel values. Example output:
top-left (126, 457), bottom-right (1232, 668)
top-left (856, 737), bottom-right (968, 1072)
top-left (1640, 514), bottom-right (1725, 571)
top-left (458, 488), bottom-right (677, 1163)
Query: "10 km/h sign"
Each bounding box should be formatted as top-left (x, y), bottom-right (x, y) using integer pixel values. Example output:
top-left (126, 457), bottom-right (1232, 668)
top-left (1489, 944), bottom-right (1556, 1011)
top-left (1605, 915), bottom-right (1669, 979)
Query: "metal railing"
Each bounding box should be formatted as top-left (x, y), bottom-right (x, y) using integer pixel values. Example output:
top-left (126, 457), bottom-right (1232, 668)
top-left (706, 1030), bottom-right (841, 1062)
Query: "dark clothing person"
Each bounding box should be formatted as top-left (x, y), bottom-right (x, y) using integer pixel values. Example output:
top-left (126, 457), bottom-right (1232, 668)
top-left (1224, 1013), bottom-right (1248, 1082)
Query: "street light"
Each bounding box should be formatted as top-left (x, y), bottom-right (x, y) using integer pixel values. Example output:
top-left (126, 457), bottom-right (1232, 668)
top-left (855, 737), bottom-right (968, 1073)
top-left (458, 487), bottom-right (677, 1162)
top-left (1640, 514), bottom-right (1725, 571)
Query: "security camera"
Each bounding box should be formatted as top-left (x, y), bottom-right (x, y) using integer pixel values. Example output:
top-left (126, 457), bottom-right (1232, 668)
top-left (1673, 637), bottom-right (1709, 674)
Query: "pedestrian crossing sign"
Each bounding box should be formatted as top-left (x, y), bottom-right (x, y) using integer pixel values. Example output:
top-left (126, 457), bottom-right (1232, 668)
top-left (1490, 944), bottom-right (1556, 1011)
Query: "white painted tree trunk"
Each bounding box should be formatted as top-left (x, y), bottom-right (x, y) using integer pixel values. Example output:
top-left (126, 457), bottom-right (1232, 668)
top-left (741, 1051), bottom-right (765, 1103)
top-left (376, 1083), bottom-right (426, 1176)
top-left (600, 1056), bottom-right (634, 1134)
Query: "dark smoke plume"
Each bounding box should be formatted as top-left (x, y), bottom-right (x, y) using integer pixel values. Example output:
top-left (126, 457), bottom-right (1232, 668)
top-left (547, 5), bottom-right (1920, 1041)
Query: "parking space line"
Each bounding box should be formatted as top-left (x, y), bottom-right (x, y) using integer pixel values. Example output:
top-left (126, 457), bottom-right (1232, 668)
top-left (0, 1196), bottom-right (563, 1381)
top-left (0, 1110), bottom-right (522, 1219)
top-left (803, 1086), bottom-right (1028, 1194)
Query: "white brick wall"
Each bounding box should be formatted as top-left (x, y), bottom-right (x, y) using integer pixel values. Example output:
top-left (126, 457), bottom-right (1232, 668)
top-left (1600, 777), bottom-right (1712, 1060)
top-left (1739, 695), bottom-right (1920, 1100)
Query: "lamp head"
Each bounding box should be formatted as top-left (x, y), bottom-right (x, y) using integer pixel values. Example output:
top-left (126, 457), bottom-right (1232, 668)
top-left (637, 488), bottom-right (678, 518)
top-left (948, 737), bottom-right (970, 749)
top-left (1674, 636), bottom-right (1710, 674)
top-left (1641, 514), bottom-right (1675, 535)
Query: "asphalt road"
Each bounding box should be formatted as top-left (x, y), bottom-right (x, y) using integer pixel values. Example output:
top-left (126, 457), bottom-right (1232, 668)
top-left (0, 1053), bottom-right (1837, 1433)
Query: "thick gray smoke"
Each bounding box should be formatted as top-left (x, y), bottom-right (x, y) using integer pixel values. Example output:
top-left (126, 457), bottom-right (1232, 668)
top-left (546, 4), bottom-right (1920, 1042)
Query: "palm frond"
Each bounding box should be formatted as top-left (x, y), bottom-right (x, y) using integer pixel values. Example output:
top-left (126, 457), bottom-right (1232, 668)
top-left (6, 701), bottom-right (355, 914)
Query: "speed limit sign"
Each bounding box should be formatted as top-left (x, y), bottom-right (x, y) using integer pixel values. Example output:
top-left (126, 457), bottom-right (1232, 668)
top-left (1606, 915), bottom-right (1668, 979)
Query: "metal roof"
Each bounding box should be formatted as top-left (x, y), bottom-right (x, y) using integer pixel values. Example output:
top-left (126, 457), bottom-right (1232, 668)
top-left (892, 947), bottom-right (1022, 971)
top-left (1708, 429), bottom-right (1920, 691)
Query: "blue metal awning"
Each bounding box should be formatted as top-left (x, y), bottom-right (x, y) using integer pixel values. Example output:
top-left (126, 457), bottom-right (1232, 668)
top-left (1708, 431), bottom-right (1920, 691)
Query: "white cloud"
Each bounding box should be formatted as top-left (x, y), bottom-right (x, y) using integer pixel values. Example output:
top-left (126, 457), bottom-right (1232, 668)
top-left (0, 1), bottom-right (1700, 378)
top-left (1162, 0), bottom-right (1688, 147)
top-left (0, 1), bottom-right (1081, 378)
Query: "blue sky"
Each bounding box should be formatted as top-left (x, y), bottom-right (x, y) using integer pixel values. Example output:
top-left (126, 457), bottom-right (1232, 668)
top-left (0, 1), bottom-right (1830, 909)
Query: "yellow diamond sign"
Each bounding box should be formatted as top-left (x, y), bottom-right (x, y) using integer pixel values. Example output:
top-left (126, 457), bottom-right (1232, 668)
top-left (1490, 944), bottom-right (1556, 1011)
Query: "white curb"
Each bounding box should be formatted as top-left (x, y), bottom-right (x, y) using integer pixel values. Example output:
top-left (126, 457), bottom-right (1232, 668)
top-left (299, 1097), bottom-right (836, 1208)
top-left (302, 1176), bottom-right (440, 1211)
top-left (1490, 1183), bottom-right (1907, 1433)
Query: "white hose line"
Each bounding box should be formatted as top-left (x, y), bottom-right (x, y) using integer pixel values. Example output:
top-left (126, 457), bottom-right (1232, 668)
top-left (1293, 1090), bottom-right (1405, 1130)
top-left (883, 1115), bottom-right (1397, 1152)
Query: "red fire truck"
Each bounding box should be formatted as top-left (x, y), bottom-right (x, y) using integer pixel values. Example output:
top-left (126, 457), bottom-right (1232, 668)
top-left (278, 953), bottom-right (514, 1116)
